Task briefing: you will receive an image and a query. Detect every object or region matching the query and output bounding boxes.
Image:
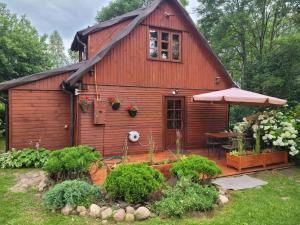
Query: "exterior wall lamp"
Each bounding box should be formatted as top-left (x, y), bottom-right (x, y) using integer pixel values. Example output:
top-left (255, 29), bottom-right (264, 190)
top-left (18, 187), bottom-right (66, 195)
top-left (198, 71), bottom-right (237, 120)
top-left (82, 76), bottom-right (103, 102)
top-left (172, 89), bottom-right (179, 95)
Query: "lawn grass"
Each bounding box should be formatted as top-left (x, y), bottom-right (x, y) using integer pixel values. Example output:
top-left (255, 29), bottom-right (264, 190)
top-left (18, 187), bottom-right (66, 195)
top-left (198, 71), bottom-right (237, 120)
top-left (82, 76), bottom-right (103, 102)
top-left (0, 168), bottom-right (299, 225)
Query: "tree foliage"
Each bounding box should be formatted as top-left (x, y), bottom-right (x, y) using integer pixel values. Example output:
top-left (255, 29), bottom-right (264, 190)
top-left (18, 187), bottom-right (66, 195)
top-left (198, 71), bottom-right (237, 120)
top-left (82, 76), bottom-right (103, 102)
top-left (197, 0), bottom-right (299, 85)
top-left (96, 0), bottom-right (189, 23)
top-left (197, 0), bottom-right (300, 123)
top-left (48, 30), bottom-right (68, 68)
top-left (0, 3), bottom-right (52, 81)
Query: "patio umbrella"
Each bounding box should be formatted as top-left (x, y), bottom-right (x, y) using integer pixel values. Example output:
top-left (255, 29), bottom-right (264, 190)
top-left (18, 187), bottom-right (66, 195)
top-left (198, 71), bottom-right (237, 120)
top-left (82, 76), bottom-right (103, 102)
top-left (193, 87), bottom-right (287, 106)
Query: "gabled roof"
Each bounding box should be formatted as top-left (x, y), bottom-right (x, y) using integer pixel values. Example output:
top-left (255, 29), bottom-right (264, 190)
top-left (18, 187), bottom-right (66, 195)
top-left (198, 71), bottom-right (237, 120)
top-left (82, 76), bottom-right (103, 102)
top-left (71, 8), bottom-right (145, 51)
top-left (0, 61), bottom-right (86, 91)
top-left (65, 0), bottom-right (237, 87)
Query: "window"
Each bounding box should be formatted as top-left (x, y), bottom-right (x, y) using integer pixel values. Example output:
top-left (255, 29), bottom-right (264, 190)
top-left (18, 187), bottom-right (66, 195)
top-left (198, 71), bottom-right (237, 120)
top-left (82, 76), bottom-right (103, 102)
top-left (148, 28), bottom-right (181, 62)
top-left (167, 99), bottom-right (183, 129)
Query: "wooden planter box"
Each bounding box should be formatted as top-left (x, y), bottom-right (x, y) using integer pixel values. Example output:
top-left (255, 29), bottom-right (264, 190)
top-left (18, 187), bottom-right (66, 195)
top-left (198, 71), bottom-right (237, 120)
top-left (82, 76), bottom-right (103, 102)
top-left (263, 151), bottom-right (288, 166)
top-left (151, 163), bottom-right (173, 178)
top-left (226, 151), bottom-right (288, 172)
top-left (227, 153), bottom-right (265, 172)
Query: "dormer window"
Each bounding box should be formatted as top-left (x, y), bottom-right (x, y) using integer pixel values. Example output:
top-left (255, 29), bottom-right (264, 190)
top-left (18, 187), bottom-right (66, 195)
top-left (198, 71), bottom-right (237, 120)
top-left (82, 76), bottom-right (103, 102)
top-left (149, 28), bottom-right (181, 62)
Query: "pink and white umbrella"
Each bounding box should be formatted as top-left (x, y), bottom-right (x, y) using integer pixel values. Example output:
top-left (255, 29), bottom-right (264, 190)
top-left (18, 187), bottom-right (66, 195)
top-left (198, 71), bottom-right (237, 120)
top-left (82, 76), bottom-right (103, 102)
top-left (193, 87), bottom-right (287, 106)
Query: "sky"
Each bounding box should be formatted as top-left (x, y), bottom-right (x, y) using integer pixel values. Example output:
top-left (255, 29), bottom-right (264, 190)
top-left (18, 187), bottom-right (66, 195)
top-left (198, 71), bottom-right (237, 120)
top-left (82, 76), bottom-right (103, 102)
top-left (1, 0), bottom-right (199, 51)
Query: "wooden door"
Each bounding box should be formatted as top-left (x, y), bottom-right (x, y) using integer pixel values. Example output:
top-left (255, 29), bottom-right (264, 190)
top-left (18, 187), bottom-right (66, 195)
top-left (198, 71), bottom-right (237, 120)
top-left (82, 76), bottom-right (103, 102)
top-left (165, 97), bottom-right (185, 149)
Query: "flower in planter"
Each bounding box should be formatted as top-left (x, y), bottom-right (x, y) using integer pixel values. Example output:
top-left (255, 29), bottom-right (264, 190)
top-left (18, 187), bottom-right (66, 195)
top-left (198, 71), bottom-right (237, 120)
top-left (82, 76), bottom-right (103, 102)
top-left (108, 96), bottom-right (121, 110)
top-left (127, 104), bottom-right (138, 117)
top-left (79, 96), bottom-right (92, 112)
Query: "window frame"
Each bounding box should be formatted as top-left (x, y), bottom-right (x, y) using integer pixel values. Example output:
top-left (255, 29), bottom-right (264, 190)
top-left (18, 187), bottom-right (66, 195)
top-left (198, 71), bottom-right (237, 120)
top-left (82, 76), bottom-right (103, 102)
top-left (147, 27), bottom-right (182, 63)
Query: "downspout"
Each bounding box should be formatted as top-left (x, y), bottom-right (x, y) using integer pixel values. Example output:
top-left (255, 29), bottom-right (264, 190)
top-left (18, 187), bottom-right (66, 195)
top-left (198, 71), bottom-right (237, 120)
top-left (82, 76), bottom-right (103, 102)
top-left (61, 82), bottom-right (75, 146)
top-left (0, 95), bottom-right (9, 152)
top-left (76, 34), bottom-right (87, 60)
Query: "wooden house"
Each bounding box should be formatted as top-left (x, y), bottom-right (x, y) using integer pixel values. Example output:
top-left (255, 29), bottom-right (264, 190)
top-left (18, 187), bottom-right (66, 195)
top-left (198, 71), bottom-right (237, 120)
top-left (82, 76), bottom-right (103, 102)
top-left (0, 0), bottom-right (237, 156)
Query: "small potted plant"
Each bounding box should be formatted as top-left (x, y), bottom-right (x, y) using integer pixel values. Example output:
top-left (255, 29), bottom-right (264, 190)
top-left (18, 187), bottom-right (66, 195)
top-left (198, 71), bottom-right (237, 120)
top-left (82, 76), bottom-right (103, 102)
top-left (127, 104), bottom-right (138, 117)
top-left (108, 96), bottom-right (121, 110)
top-left (79, 96), bottom-right (92, 113)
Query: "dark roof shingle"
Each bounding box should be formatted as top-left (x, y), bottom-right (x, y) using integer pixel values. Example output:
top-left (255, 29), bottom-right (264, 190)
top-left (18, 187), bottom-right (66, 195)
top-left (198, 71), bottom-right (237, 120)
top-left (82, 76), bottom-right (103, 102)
top-left (0, 61), bottom-right (86, 91)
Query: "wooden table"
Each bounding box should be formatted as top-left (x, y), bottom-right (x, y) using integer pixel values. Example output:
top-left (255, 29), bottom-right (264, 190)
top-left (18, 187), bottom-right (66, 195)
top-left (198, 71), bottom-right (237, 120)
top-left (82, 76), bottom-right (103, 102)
top-left (205, 132), bottom-right (237, 139)
top-left (205, 132), bottom-right (237, 159)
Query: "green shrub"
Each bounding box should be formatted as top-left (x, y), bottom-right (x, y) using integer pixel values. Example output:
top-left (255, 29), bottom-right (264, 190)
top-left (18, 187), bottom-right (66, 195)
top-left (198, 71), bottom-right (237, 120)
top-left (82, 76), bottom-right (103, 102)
top-left (43, 180), bottom-right (101, 210)
top-left (105, 163), bottom-right (164, 204)
top-left (0, 148), bottom-right (50, 169)
top-left (293, 153), bottom-right (300, 167)
top-left (154, 177), bottom-right (218, 218)
top-left (170, 155), bottom-right (222, 181)
top-left (43, 145), bottom-right (100, 181)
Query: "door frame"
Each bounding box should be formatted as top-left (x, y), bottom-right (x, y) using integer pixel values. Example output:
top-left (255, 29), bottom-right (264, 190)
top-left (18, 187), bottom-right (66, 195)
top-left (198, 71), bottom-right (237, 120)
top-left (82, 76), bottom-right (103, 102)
top-left (162, 95), bottom-right (187, 150)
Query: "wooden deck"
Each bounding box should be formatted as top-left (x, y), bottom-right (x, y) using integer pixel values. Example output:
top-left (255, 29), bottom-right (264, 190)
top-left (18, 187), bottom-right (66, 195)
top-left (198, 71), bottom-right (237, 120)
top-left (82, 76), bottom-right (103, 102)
top-left (90, 149), bottom-right (292, 185)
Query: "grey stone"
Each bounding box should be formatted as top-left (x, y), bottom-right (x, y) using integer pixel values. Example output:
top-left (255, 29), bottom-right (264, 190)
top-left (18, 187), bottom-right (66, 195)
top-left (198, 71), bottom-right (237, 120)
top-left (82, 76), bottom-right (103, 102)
top-left (125, 213), bottom-right (135, 222)
top-left (79, 210), bottom-right (88, 217)
top-left (126, 206), bottom-right (135, 214)
top-left (61, 204), bottom-right (74, 216)
top-left (134, 207), bottom-right (150, 220)
top-left (113, 208), bottom-right (126, 221)
top-left (10, 171), bottom-right (51, 192)
top-left (101, 207), bottom-right (113, 220)
top-left (89, 204), bottom-right (101, 218)
top-left (76, 206), bottom-right (87, 213)
top-left (219, 195), bottom-right (229, 204)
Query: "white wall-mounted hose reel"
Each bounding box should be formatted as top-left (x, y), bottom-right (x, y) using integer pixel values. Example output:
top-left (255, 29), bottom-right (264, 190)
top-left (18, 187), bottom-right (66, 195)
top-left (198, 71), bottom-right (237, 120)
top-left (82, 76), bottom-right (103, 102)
top-left (128, 131), bottom-right (140, 142)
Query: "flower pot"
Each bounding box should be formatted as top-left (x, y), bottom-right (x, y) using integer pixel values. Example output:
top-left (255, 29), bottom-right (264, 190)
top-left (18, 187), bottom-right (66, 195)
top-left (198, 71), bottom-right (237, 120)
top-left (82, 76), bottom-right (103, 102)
top-left (80, 103), bottom-right (88, 113)
top-left (112, 102), bottom-right (120, 110)
top-left (128, 110), bottom-right (137, 117)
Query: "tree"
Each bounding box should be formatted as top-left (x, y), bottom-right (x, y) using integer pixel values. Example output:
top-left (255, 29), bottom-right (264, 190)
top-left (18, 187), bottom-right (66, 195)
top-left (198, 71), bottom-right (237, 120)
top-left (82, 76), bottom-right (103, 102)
top-left (0, 3), bottom-right (52, 81)
top-left (48, 30), bottom-right (68, 68)
top-left (247, 33), bottom-right (300, 105)
top-left (96, 0), bottom-right (189, 23)
top-left (67, 49), bottom-right (79, 64)
top-left (196, 0), bottom-right (298, 86)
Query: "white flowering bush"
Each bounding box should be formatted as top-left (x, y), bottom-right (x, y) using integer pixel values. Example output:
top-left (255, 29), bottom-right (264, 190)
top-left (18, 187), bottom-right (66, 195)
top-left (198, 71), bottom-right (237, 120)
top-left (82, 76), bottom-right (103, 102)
top-left (234, 109), bottom-right (299, 156)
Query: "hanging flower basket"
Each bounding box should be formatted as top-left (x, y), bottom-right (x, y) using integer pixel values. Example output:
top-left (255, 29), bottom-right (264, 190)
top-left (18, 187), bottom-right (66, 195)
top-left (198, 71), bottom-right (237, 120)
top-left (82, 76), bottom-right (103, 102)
top-left (112, 102), bottom-right (120, 110)
top-left (128, 105), bottom-right (138, 117)
top-left (79, 96), bottom-right (92, 113)
top-left (108, 96), bottom-right (121, 110)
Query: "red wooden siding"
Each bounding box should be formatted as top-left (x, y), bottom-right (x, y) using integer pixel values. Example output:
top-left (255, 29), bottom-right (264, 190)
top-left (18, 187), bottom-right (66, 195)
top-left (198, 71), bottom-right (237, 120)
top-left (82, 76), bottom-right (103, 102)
top-left (77, 95), bottom-right (104, 153)
top-left (76, 85), bottom-right (228, 156)
top-left (9, 89), bottom-right (71, 150)
top-left (9, 73), bottom-right (71, 150)
top-left (88, 19), bottom-right (132, 58)
top-left (13, 73), bottom-right (70, 90)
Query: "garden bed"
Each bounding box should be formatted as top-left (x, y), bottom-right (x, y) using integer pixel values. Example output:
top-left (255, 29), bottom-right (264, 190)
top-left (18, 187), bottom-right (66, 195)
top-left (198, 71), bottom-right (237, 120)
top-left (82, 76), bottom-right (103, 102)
top-left (226, 151), bottom-right (288, 172)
